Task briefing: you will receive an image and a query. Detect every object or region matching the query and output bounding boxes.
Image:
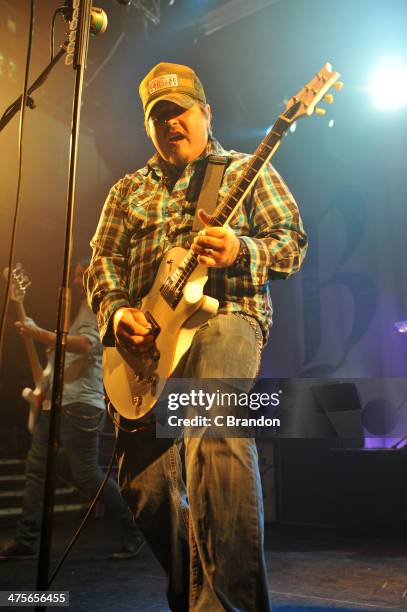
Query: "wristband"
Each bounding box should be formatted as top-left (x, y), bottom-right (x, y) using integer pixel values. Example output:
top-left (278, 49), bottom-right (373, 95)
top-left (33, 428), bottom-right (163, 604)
top-left (234, 238), bottom-right (250, 266)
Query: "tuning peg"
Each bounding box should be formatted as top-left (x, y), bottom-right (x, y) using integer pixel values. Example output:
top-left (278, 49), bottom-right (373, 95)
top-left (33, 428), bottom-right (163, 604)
top-left (334, 81), bottom-right (344, 90)
top-left (315, 107), bottom-right (326, 116)
top-left (324, 94), bottom-right (334, 104)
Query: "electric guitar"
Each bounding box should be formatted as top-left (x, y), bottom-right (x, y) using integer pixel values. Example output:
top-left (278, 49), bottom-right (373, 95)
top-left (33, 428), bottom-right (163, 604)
top-left (103, 62), bottom-right (343, 420)
top-left (4, 264), bottom-right (52, 432)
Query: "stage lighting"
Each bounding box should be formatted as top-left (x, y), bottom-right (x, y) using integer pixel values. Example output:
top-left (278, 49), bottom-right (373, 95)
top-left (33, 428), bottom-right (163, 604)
top-left (369, 60), bottom-right (407, 110)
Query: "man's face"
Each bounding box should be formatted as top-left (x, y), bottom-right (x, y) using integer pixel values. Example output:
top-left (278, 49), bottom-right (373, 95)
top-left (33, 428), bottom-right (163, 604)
top-left (147, 101), bottom-right (210, 171)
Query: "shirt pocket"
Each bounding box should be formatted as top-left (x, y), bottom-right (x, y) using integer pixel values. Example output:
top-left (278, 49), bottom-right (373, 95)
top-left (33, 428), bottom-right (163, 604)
top-left (125, 181), bottom-right (166, 242)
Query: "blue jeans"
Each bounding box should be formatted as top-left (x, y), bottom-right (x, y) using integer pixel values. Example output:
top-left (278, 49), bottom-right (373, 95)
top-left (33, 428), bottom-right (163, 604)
top-left (16, 402), bottom-right (132, 549)
top-left (117, 314), bottom-right (271, 611)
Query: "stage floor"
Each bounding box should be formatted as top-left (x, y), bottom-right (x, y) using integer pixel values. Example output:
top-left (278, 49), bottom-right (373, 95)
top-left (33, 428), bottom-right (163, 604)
top-left (1, 518), bottom-right (406, 611)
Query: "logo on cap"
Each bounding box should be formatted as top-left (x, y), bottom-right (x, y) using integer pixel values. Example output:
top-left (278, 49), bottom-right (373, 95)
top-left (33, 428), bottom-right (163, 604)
top-left (148, 74), bottom-right (179, 95)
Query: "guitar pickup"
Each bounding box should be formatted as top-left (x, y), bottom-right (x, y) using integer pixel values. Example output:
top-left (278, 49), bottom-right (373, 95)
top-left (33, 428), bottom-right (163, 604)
top-left (144, 311), bottom-right (161, 339)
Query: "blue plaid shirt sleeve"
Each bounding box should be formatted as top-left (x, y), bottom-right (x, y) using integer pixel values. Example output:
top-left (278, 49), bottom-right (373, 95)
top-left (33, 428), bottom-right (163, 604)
top-left (85, 180), bottom-right (133, 344)
top-left (239, 163), bottom-right (307, 282)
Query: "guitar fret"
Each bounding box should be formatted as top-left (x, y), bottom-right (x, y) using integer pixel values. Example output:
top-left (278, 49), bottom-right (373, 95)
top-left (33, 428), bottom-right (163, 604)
top-left (270, 120), bottom-right (289, 136)
top-left (254, 154), bottom-right (266, 163)
top-left (268, 130), bottom-right (282, 139)
top-left (246, 166), bottom-right (257, 174)
top-left (215, 211), bottom-right (228, 222)
top-left (258, 146), bottom-right (271, 157)
top-left (215, 211), bottom-right (230, 223)
top-left (214, 208), bottom-right (230, 221)
top-left (212, 200), bottom-right (237, 224)
top-left (251, 158), bottom-right (265, 170)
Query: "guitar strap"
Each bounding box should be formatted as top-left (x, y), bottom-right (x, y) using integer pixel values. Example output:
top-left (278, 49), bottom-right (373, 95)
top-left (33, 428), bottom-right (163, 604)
top-left (191, 154), bottom-right (229, 235)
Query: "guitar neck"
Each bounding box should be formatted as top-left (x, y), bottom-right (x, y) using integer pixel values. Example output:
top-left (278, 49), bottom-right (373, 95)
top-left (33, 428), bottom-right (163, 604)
top-left (14, 302), bottom-right (44, 387)
top-left (210, 110), bottom-right (297, 228)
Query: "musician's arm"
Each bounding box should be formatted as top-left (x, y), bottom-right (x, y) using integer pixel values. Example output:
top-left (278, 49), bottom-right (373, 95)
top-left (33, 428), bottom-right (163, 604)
top-left (84, 179), bottom-right (133, 346)
top-left (15, 320), bottom-right (92, 354)
top-left (35, 329), bottom-right (92, 354)
top-left (239, 163), bottom-right (308, 280)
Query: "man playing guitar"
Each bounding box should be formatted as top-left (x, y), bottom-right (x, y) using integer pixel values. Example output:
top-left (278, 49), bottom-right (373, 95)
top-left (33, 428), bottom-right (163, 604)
top-left (85, 63), bottom-right (308, 611)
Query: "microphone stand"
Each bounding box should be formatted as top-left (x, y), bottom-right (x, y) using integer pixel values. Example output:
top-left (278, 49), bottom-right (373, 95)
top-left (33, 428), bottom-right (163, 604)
top-left (0, 46), bottom-right (66, 132)
top-left (35, 1), bottom-right (93, 607)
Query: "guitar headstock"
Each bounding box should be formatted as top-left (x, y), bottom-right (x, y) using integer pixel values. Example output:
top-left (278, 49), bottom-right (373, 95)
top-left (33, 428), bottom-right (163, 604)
top-left (283, 63), bottom-right (343, 122)
top-left (3, 263), bottom-right (31, 303)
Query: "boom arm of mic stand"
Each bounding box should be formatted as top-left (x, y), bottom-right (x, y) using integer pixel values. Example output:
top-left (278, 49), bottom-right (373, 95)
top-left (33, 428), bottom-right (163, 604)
top-left (0, 45), bottom-right (66, 132)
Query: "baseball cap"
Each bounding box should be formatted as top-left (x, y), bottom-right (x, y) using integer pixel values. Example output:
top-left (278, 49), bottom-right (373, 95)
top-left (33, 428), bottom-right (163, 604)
top-left (139, 62), bottom-right (206, 120)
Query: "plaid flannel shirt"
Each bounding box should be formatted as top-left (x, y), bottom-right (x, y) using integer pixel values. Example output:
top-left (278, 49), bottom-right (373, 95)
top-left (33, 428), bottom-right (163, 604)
top-left (85, 139), bottom-right (307, 345)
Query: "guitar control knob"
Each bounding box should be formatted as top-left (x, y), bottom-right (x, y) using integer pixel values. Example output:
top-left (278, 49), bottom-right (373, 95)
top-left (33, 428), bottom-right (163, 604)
top-left (132, 396), bottom-right (143, 407)
top-left (151, 348), bottom-right (160, 362)
top-left (134, 372), bottom-right (144, 382)
top-left (148, 376), bottom-right (158, 396)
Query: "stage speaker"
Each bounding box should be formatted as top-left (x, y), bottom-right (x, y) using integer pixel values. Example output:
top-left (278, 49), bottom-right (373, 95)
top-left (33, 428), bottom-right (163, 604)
top-left (332, 448), bottom-right (407, 534)
top-left (275, 438), bottom-right (340, 526)
top-left (275, 382), bottom-right (364, 527)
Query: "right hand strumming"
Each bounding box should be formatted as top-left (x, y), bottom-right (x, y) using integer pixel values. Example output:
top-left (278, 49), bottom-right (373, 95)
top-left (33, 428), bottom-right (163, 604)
top-left (113, 307), bottom-right (155, 354)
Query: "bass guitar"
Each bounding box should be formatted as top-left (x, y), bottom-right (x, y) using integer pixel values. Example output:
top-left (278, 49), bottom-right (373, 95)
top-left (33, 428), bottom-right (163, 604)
top-left (4, 264), bottom-right (51, 432)
top-left (103, 62), bottom-right (343, 420)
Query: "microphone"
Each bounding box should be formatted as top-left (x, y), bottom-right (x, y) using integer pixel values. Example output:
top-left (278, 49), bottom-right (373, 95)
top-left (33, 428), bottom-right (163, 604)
top-left (90, 7), bottom-right (108, 35)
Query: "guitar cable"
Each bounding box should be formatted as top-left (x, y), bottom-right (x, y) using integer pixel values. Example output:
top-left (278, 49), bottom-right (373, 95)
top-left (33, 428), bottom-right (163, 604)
top-left (0, 0), bottom-right (36, 372)
top-left (108, 400), bottom-right (150, 433)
